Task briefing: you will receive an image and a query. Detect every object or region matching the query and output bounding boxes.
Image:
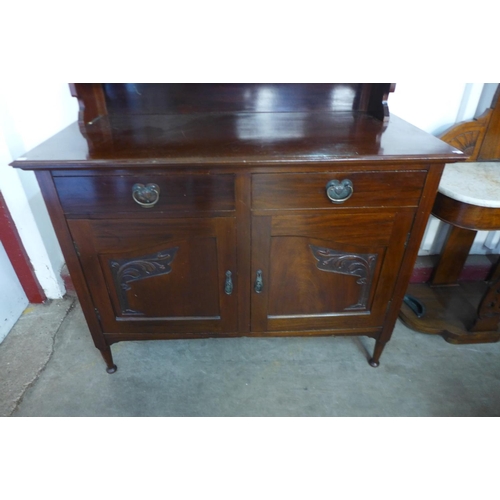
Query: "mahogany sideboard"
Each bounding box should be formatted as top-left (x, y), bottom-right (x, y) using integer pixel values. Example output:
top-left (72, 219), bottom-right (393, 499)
top-left (11, 84), bottom-right (466, 372)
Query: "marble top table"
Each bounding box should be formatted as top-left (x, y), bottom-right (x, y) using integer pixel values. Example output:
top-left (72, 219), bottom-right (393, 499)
top-left (439, 162), bottom-right (500, 208)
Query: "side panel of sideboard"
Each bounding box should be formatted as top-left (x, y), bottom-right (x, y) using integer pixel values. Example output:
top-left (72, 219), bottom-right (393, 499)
top-left (35, 171), bottom-right (116, 370)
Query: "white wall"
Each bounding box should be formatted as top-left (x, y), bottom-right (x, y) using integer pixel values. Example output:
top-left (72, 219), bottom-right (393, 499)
top-left (0, 241), bottom-right (28, 343)
top-left (0, 83), bottom-right (78, 299)
top-left (390, 83), bottom-right (478, 135)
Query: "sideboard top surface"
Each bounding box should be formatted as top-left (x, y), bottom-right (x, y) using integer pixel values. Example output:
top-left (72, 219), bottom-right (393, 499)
top-left (12, 112), bottom-right (466, 169)
top-left (11, 83), bottom-right (466, 169)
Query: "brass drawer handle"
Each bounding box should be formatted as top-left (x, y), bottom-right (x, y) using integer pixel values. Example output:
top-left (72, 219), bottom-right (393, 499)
top-left (132, 183), bottom-right (160, 208)
top-left (326, 179), bottom-right (353, 204)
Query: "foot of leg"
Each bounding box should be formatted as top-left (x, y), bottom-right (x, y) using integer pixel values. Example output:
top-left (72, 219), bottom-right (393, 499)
top-left (99, 346), bottom-right (117, 374)
top-left (369, 339), bottom-right (386, 367)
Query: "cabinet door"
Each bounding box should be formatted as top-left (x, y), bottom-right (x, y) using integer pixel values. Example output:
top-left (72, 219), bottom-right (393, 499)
top-left (251, 210), bottom-right (414, 333)
top-left (68, 217), bottom-right (237, 335)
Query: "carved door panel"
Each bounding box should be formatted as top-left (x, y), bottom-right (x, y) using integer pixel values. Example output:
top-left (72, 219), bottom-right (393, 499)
top-left (68, 217), bottom-right (237, 334)
top-left (251, 210), bottom-right (414, 332)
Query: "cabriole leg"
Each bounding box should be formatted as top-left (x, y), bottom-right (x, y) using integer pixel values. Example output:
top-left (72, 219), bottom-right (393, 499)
top-left (99, 346), bottom-right (117, 374)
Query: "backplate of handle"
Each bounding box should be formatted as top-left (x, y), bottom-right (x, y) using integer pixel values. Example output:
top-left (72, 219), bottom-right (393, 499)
top-left (225, 271), bottom-right (233, 295)
top-left (325, 179), bottom-right (353, 204)
top-left (132, 183), bottom-right (160, 208)
top-left (254, 270), bottom-right (263, 293)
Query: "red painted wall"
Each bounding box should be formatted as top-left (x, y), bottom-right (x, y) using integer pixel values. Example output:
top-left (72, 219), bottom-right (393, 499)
top-left (0, 192), bottom-right (46, 303)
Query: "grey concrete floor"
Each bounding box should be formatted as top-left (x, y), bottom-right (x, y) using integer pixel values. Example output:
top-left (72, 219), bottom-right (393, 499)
top-left (2, 296), bottom-right (500, 416)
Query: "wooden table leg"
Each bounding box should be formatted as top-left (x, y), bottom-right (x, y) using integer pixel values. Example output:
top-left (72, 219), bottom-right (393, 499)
top-left (430, 225), bottom-right (477, 286)
top-left (469, 256), bottom-right (500, 332)
top-left (369, 339), bottom-right (386, 367)
top-left (100, 346), bottom-right (117, 374)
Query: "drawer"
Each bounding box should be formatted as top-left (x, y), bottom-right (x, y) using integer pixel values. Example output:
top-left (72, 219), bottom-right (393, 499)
top-left (54, 174), bottom-right (235, 215)
top-left (252, 171), bottom-right (427, 210)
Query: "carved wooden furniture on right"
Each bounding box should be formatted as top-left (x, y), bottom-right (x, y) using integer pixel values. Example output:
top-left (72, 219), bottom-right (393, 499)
top-left (400, 85), bottom-right (500, 343)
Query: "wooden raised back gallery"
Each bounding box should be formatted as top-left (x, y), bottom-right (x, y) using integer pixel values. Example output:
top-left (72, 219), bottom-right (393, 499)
top-left (12, 83), bottom-right (466, 373)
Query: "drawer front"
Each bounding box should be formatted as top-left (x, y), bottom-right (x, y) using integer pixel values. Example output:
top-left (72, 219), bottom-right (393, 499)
top-left (54, 174), bottom-right (235, 215)
top-left (252, 171), bottom-right (427, 210)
